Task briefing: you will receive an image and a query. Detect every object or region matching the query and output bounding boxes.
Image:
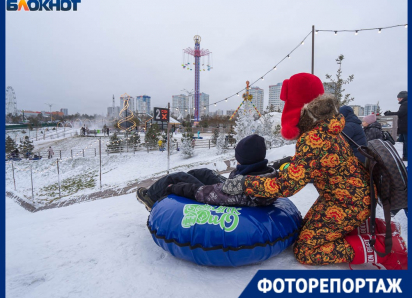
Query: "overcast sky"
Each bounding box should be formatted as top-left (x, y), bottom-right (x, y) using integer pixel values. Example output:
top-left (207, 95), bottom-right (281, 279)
top-left (6, 0), bottom-right (408, 116)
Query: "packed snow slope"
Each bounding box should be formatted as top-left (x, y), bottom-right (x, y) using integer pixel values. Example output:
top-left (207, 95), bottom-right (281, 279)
top-left (6, 143), bottom-right (408, 298)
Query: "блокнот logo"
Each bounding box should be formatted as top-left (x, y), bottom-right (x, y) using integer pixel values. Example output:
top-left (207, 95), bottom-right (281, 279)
top-left (7, 0), bottom-right (81, 11)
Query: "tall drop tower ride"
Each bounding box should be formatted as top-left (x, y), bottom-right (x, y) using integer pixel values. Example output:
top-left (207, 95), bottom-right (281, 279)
top-left (182, 35), bottom-right (212, 121)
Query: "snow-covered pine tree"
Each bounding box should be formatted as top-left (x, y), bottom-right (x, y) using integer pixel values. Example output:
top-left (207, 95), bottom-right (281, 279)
top-left (216, 131), bottom-right (228, 154)
top-left (144, 124), bottom-right (160, 148)
top-left (181, 126), bottom-right (194, 158)
top-left (234, 105), bottom-right (262, 143)
top-left (6, 135), bottom-right (17, 153)
top-left (260, 113), bottom-right (274, 138)
top-left (19, 136), bottom-right (34, 156)
top-left (107, 132), bottom-right (122, 152)
top-left (129, 132), bottom-right (140, 150)
top-left (211, 127), bottom-right (219, 145)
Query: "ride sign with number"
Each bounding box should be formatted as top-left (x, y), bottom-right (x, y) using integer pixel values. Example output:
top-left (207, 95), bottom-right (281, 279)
top-left (153, 107), bottom-right (169, 122)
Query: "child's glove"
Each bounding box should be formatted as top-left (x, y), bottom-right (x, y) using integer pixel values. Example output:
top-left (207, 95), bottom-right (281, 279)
top-left (222, 175), bottom-right (245, 195)
top-left (271, 156), bottom-right (292, 170)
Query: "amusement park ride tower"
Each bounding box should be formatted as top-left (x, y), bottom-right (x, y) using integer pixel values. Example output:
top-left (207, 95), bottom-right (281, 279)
top-left (182, 35), bottom-right (212, 122)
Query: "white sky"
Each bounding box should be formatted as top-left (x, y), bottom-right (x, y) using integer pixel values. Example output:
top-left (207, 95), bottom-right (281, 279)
top-left (6, 0), bottom-right (408, 115)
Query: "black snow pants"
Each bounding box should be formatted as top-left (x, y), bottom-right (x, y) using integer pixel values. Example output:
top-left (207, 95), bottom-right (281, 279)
top-left (146, 168), bottom-right (225, 202)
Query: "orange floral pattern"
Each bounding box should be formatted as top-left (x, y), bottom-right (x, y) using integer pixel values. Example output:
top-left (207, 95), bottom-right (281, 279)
top-left (288, 164), bottom-right (305, 181)
top-left (244, 114), bottom-right (372, 265)
top-left (320, 154), bottom-right (340, 167)
top-left (305, 131), bottom-right (324, 148)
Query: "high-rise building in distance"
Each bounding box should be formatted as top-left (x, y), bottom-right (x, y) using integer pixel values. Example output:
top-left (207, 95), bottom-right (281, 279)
top-left (364, 104), bottom-right (378, 115)
top-left (349, 105), bottom-right (365, 116)
top-left (268, 83), bottom-right (284, 112)
top-left (136, 95), bottom-right (151, 115)
top-left (172, 94), bottom-right (189, 119)
top-left (107, 106), bottom-right (121, 118)
top-left (192, 92), bottom-right (209, 119)
top-left (60, 108), bottom-right (68, 116)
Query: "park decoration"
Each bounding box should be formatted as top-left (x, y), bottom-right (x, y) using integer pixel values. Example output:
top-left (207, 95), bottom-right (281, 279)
top-left (229, 81), bottom-right (262, 121)
top-left (117, 93), bottom-right (137, 132)
top-left (147, 195), bottom-right (302, 267)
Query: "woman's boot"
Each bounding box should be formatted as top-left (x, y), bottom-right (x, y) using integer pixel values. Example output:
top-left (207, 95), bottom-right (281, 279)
top-left (345, 234), bottom-right (408, 270)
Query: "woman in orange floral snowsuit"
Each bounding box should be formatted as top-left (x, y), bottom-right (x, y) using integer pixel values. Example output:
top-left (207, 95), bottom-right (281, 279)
top-left (242, 73), bottom-right (371, 266)
top-left (244, 113), bottom-right (371, 265)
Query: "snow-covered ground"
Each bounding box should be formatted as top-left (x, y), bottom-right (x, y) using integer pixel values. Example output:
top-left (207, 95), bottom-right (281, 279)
top-left (5, 133), bottom-right (230, 206)
top-left (5, 139), bottom-right (408, 298)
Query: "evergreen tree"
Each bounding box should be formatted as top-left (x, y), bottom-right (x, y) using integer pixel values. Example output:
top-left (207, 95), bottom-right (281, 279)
top-left (325, 54), bottom-right (355, 106)
top-left (5, 135), bottom-right (17, 153)
top-left (144, 124), bottom-right (160, 148)
top-left (376, 101), bottom-right (381, 115)
top-left (211, 127), bottom-right (219, 145)
top-left (181, 126), bottom-right (194, 158)
top-left (107, 132), bottom-right (122, 152)
top-left (129, 132), bottom-right (141, 147)
top-left (19, 136), bottom-right (34, 156)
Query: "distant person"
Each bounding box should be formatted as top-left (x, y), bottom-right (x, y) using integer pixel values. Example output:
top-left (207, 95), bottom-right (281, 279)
top-left (158, 139), bottom-right (163, 151)
top-left (362, 114), bottom-right (383, 142)
top-left (384, 91), bottom-right (408, 161)
top-left (48, 146), bottom-right (54, 159)
top-left (107, 127), bottom-right (110, 136)
top-left (339, 106), bottom-right (367, 163)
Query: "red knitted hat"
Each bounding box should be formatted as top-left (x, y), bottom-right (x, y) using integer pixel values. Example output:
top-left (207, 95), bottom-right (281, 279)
top-left (280, 73), bottom-right (325, 139)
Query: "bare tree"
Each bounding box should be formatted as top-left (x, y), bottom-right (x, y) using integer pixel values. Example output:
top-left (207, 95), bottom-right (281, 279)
top-left (325, 54), bottom-right (355, 106)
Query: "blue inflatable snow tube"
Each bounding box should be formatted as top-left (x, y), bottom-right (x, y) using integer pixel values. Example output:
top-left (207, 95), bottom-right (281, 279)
top-left (147, 195), bottom-right (302, 267)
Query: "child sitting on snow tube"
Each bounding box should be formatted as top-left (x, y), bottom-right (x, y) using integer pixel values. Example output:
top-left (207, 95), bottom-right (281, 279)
top-left (137, 134), bottom-right (287, 211)
top-left (137, 134), bottom-right (299, 267)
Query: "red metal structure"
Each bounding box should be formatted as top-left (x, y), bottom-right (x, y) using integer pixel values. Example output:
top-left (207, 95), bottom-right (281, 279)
top-left (182, 35), bottom-right (212, 121)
